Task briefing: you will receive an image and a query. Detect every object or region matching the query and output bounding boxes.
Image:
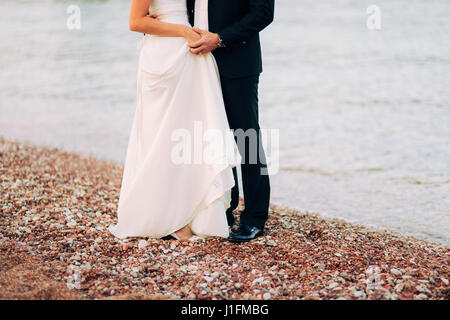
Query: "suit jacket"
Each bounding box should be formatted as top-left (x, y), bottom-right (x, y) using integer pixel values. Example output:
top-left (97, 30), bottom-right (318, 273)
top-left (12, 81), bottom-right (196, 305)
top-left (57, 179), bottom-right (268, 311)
top-left (187, 0), bottom-right (274, 78)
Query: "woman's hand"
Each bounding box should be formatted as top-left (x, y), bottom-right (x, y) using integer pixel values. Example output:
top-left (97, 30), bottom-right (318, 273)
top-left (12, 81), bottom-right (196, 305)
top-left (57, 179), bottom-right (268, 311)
top-left (183, 27), bottom-right (202, 46)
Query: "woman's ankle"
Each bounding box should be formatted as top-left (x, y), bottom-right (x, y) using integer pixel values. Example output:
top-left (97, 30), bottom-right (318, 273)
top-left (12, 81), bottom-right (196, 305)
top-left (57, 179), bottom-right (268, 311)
top-left (174, 225), bottom-right (193, 240)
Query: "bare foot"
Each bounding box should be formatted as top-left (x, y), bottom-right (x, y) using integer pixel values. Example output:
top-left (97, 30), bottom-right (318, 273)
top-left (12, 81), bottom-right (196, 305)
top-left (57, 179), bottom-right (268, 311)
top-left (173, 225), bottom-right (193, 240)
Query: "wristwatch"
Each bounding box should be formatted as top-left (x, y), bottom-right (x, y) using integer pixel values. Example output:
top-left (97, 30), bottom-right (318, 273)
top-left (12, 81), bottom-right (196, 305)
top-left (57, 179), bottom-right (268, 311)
top-left (217, 34), bottom-right (225, 48)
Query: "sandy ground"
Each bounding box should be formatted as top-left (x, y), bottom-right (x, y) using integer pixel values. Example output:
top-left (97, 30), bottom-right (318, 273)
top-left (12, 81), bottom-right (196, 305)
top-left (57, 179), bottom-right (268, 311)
top-left (0, 137), bottom-right (448, 300)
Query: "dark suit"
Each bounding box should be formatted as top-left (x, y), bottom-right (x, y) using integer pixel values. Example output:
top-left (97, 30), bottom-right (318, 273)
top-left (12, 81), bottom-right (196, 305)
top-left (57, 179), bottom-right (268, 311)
top-left (187, 0), bottom-right (274, 229)
top-left (187, 0), bottom-right (274, 78)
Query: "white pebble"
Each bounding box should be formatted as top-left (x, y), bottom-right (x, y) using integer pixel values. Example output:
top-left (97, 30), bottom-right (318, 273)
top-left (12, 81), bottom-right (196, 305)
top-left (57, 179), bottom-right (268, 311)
top-left (138, 240), bottom-right (148, 249)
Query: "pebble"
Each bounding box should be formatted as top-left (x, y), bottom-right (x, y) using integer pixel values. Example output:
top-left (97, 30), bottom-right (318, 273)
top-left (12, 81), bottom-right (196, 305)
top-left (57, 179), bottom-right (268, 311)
top-left (138, 240), bottom-right (147, 249)
top-left (415, 285), bottom-right (430, 294)
top-left (314, 263), bottom-right (325, 271)
top-left (391, 268), bottom-right (402, 276)
top-left (328, 282), bottom-right (339, 289)
top-left (252, 277), bottom-right (265, 285)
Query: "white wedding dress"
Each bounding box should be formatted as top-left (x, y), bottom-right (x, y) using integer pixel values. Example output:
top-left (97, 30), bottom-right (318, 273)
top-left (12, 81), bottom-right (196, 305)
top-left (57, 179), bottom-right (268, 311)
top-left (108, 0), bottom-right (240, 239)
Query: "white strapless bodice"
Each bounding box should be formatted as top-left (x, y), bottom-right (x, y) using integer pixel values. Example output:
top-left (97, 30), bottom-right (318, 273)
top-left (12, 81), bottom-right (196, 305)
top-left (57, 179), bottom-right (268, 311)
top-left (148, 0), bottom-right (209, 30)
top-left (149, 0), bottom-right (190, 25)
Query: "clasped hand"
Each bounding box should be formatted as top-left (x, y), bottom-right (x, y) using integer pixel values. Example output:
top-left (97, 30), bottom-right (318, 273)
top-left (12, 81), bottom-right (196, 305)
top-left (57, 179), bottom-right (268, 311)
top-left (185, 27), bottom-right (220, 55)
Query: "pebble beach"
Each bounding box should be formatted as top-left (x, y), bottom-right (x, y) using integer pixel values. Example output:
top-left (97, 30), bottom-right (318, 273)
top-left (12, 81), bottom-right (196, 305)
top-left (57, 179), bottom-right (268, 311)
top-left (0, 137), bottom-right (448, 300)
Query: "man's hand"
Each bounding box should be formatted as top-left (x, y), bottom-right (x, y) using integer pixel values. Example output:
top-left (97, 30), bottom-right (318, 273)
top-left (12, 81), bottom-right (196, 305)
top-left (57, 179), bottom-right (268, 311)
top-left (188, 27), bottom-right (220, 55)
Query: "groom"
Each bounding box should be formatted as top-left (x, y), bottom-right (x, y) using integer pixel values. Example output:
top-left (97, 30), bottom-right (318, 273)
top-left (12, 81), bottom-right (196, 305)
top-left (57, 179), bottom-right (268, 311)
top-left (187, 0), bottom-right (275, 242)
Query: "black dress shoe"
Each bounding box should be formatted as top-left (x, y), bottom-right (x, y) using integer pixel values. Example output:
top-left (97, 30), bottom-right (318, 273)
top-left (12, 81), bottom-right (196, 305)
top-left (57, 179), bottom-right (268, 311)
top-left (226, 211), bottom-right (235, 227)
top-left (228, 224), bottom-right (264, 243)
top-left (161, 234), bottom-right (177, 240)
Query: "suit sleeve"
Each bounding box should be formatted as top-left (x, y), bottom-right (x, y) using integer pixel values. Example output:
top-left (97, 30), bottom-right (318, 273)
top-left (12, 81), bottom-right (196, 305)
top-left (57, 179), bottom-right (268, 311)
top-left (218, 0), bottom-right (275, 47)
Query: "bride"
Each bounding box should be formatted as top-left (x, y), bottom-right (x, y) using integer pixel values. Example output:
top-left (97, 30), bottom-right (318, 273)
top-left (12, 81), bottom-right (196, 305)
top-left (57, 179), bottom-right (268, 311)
top-left (108, 0), bottom-right (240, 241)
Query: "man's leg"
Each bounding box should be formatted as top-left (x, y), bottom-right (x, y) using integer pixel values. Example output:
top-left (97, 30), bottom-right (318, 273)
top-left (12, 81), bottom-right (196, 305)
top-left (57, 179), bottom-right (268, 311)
top-left (220, 75), bottom-right (270, 230)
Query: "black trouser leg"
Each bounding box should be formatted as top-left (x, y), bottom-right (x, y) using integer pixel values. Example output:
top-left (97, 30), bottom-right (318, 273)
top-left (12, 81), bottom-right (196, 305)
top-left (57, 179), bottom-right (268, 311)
top-left (220, 75), bottom-right (270, 230)
top-left (226, 167), bottom-right (239, 225)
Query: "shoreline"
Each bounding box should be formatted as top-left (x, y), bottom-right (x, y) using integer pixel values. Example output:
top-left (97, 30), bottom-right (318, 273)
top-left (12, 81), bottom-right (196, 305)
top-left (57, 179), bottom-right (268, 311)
top-left (0, 136), bottom-right (448, 299)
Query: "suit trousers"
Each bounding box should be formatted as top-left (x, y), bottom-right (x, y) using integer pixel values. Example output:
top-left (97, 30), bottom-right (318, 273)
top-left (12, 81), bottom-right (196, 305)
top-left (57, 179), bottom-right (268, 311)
top-left (219, 75), bottom-right (270, 229)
